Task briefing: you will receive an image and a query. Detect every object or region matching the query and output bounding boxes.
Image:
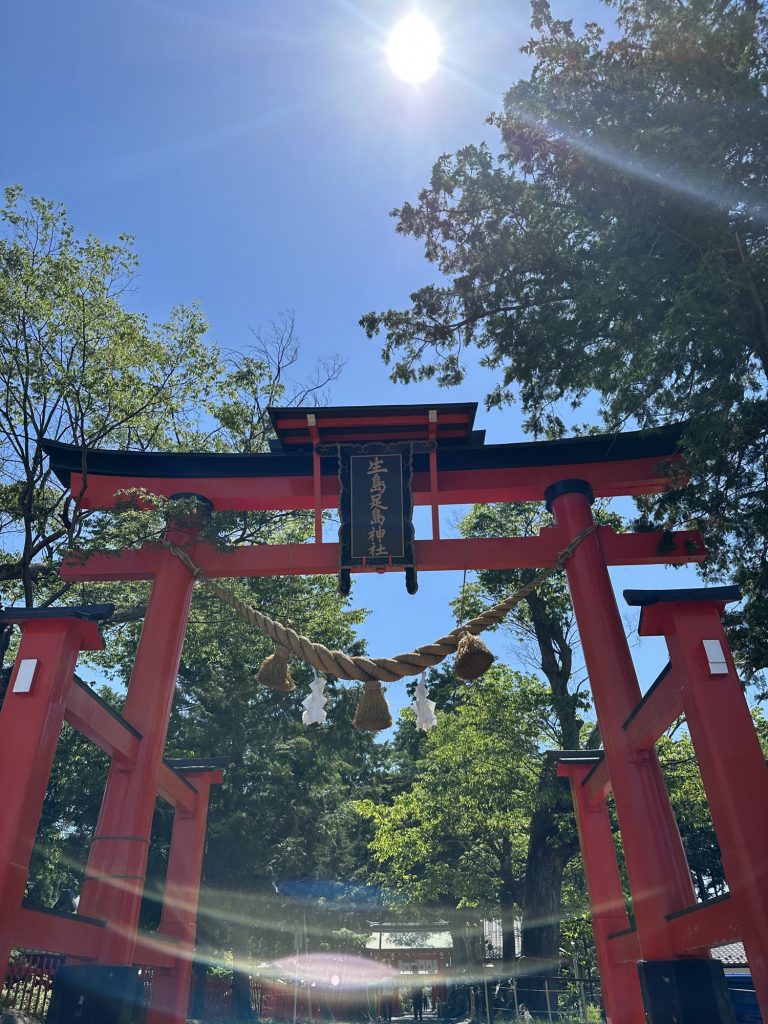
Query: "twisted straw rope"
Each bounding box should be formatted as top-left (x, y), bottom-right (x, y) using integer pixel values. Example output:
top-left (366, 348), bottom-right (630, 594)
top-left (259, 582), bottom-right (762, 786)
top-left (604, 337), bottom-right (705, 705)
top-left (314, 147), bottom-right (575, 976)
top-left (160, 524), bottom-right (598, 683)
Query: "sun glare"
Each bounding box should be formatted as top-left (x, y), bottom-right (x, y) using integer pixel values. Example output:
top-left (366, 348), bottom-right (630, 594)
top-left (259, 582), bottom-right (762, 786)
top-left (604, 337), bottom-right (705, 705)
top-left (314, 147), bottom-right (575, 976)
top-left (387, 11), bottom-right (440, 84)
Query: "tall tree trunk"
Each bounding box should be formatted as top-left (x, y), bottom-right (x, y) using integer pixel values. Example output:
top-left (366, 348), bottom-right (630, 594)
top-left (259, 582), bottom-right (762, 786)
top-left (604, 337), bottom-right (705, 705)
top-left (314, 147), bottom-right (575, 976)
top-left (511, 587), bottom-right (582, 1017)
top-left (231, 916), bottom-right (256, 1021)
top-left (517, 774), bottom-right (578, 1017)
top-left (189, 960), bottom-right (208, 1019)
top-left (499, 883), bottom-right (518, 966)
top-left (447, 915), bottom-right (484, 1019)
top-left (498, 839), bottom-right (521, 968)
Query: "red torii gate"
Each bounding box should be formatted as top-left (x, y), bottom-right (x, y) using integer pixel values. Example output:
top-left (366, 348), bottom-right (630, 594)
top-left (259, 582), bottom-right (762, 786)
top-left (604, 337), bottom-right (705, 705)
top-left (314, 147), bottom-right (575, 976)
top-left (554, 582), bottom-right (768, 1024)
top-left (0, 601), bottom-right (223, 1024)
top-left (0, 401), bottom-right (759, 1023)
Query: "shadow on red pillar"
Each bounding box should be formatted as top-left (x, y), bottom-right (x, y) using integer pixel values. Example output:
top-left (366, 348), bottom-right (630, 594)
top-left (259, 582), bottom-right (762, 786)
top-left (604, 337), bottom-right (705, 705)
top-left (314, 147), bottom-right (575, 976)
top-left (636, 591), bottom-right (768, 1023)
top-left (0, 609), bottom-right (106, 982)
top-left (555, 757), bottom-right (645, 1024)
top-left (145, 765), bottom-right (223, 1024)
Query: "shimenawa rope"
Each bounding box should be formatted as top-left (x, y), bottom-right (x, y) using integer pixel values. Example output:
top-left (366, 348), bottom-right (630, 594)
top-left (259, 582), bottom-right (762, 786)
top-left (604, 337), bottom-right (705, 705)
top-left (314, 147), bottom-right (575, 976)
top-left (159, 524), bottom-right (598, 683)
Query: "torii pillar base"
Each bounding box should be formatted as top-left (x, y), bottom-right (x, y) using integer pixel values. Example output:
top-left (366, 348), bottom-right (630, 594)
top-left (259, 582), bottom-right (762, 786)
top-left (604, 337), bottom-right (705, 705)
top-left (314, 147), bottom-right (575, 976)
top-left (637, 960), bottom-right (736, 1024)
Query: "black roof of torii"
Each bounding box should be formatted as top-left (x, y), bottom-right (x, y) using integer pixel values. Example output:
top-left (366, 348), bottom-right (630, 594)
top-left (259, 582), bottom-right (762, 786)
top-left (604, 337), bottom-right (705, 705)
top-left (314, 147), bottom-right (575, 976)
top-left (42, 405), bottom-right (687, 487)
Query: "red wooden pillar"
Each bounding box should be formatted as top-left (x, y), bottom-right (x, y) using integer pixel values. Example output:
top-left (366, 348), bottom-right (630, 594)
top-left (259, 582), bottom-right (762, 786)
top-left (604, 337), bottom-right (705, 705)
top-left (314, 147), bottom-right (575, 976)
top-left (638, 592), bottom-right (768, 1020)
top-left (545, 481), bottom-right (696, 958)
top-left (145, 765), bottom-right (223, 1024)
top-left (78, 528), bottom-right (197, 963)
top-left (0, 611), bottom-right (105, 982)
top-left (555, 758), bottom-right (645, 1024)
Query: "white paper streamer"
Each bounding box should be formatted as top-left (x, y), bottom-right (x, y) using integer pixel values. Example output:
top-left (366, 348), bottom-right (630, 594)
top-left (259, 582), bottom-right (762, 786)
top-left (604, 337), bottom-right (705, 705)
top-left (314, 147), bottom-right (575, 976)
top-left (414, 673), bottom-right (437, 731)
top-left (302, 670), bottom-right (328, 726)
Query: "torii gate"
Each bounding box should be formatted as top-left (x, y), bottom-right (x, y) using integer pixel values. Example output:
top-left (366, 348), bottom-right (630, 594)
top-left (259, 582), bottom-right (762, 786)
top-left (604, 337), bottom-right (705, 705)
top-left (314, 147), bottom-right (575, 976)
top-left (0, 401), bottom-right (762, 1024)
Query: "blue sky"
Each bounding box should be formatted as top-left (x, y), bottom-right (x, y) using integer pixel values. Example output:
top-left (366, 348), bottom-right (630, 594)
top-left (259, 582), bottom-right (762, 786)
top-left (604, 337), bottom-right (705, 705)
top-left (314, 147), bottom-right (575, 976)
top-left (1, 0), bottom-right (705, 724)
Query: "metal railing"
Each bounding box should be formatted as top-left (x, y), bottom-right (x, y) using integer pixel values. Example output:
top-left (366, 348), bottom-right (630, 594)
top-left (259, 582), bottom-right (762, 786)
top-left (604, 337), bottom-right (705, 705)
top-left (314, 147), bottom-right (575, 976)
top-left (2, 954), bottom-right (606, 1024)
top-left (489, 977), bottom-right (604, 1023)
top-left (1, 951), bottom-right (66, 1019)
top-left (2, 950), bottom-right (155, 1022)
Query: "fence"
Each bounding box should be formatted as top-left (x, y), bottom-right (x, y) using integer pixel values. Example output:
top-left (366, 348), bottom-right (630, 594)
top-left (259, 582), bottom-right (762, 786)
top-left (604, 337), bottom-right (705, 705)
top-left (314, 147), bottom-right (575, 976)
top-left (1, 951), bottom-right (65, 1019)
top-left (2, 951), bottom-right (154, 1022)
top-left (489, 976), bottom-right (604, 1023)
top-left (2, 954), bottom-right (605, 1024)
top-left (195, 975), bottom-right (603, 1024)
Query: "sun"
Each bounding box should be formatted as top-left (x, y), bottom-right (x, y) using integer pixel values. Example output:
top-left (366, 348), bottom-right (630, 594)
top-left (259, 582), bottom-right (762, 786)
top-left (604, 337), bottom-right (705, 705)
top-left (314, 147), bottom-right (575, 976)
top-left (386, 11), bottom-right (440, 84)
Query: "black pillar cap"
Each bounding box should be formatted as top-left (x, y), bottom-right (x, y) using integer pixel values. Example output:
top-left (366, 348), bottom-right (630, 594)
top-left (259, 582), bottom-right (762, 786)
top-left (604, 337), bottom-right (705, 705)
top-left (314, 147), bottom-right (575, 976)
top-left (543, 479), bottom-right (595, 514)
top-left (624, 585), bottom-right (742, 607)
top-left (0, 604), bottom-right (115, 624)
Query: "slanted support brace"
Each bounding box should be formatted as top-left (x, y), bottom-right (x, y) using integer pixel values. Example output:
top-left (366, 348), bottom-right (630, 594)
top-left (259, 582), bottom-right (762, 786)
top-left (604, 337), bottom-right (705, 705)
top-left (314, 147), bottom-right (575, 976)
top-left (628, 586), bottom-right (768, 1022)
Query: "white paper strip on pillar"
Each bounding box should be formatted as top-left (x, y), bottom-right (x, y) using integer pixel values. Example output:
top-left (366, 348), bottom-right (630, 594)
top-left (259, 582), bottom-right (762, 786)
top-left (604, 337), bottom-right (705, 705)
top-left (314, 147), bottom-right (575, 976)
top-left (302, 670), bottom-right (328, 726)
top-left (703, 639), bottom-right (729, 675)
top-left (13, 659), bottom-right (38, 693)
top-left (415, 673), bottom-right (437, 731)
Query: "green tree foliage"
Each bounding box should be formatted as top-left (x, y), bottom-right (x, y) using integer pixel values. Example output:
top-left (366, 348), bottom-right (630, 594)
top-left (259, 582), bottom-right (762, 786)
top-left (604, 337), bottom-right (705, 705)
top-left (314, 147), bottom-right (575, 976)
top-left (162, 573), bottom-right (390, 965)
top-left (657, 732), bottom-right (726, 901)
top-left (0, 190), bottom-right (382, 990)
top-left (26, 712), bottom-right (112, 908)
top-left (0, 186), bottom-right (215, 623)
top-left (454, 502), bottom-right (601, 996)
top-left (0, 188), bottom-right (343, 628)
top-left (455, 504), bottom-right (586, 749)
top-left (357, 667), bottom-right (550, 966)
top-left (658, 710), bottom-right (768, 901)
top-left (361, 0), bottom-right (768, 676)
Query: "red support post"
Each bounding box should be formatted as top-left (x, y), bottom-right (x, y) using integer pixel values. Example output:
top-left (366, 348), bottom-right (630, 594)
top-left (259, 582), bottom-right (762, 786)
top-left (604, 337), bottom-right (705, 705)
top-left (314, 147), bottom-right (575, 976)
top-left (0, 615), bottom-right (103, 982)
top-left (546, 483), bottom-right (696, 959)
top-left (555, 760), bottom-right (645, 1024)
top-left (640, 597), bottom-right (768, 1020)
top-left (78, 528), bottom-right (197, 964)
top-left (145, 767), bottom-right (223, 1024)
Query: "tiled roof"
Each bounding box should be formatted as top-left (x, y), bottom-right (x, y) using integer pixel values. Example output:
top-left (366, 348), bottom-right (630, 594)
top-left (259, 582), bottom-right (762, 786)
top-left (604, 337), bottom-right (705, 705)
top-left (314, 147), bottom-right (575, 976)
top-left (365, 932), bottom-right (453, 951)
